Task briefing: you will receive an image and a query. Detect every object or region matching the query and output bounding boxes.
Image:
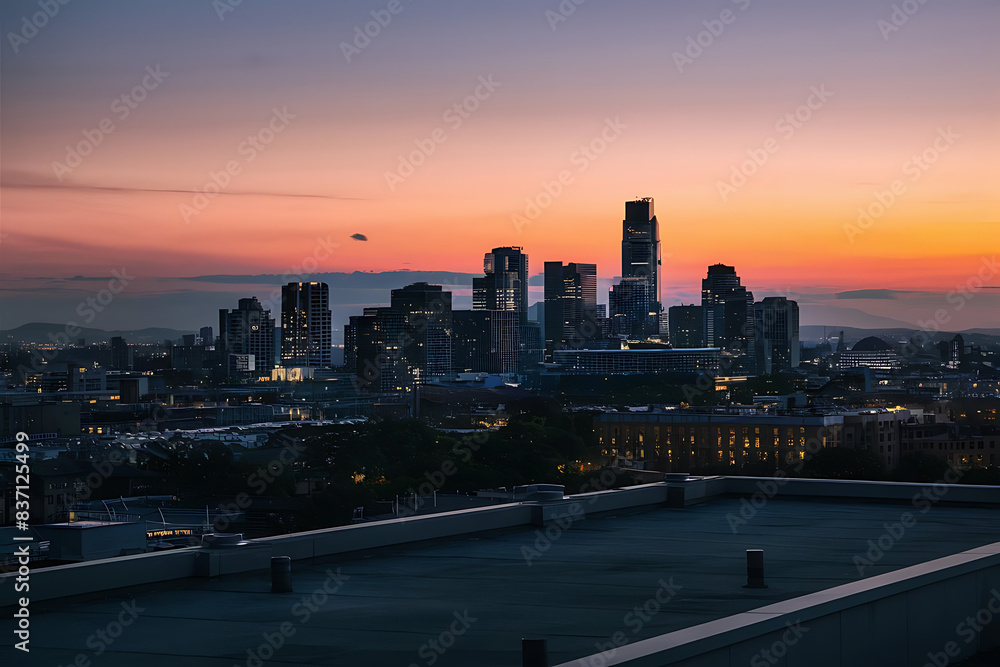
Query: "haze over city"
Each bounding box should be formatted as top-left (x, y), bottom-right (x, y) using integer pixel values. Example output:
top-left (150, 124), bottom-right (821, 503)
top-left (2, 0), bottom-right (998, 333)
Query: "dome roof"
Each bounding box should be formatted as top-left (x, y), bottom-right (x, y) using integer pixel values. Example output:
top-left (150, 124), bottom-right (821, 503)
top-left (851, 336), bottom-right (894, 352)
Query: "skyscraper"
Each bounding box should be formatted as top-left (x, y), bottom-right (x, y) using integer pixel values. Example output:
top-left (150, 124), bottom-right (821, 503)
top-left (621, 198), bottom-right (661, 316)
top-left (472, 246), bottom-right (529, 322)
top-left (544, 261), bottom-right (598, 361)
top-left (281, 282), bottom-right (332, 368)
top-left (391, 282), bottom-right (453, 379)
top-left (701, 264), bottom-right (754, 356)
top-left (452, 309), bottom-right (519, 375)
top-left (347, 307), bottom-right (407, 393)
top-left (219, 297), bottom-right (275, 377)
top-left (754, 297), bottom-right (800, 374)
top-left (109, 336), bottom-right (132, 370)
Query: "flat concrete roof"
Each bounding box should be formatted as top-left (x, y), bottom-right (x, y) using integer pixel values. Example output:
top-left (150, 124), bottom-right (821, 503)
top-left (26, 497), bottom-right (1000, 666)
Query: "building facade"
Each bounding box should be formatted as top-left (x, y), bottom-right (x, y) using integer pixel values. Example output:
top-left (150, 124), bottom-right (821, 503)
top-left (621, 198), bottom-right (661, 316)
top-left (597, 410), bottom-right (843, 471)
top-left (281, 282), bottom-right (332, 368)
top-left (472, 246), bottom-right (529, 321)
top-left (544, 261), bottom-right (599, 361)
top-left (552, 348), bottom-right (720, 375)
top-left (219, 297), bottom-right (275, 378)
top-left (668, 305), bottom-right (705, 348)
top-left (753, 297), bottom-right (800, 374)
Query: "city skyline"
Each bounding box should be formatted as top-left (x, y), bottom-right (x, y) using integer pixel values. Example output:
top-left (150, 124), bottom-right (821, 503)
top-left (1, 1), bottom-right (998, 333)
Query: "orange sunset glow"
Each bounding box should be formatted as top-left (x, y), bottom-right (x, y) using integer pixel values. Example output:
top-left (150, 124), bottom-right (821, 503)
top-left (1, 0), bottom-right (997, 333)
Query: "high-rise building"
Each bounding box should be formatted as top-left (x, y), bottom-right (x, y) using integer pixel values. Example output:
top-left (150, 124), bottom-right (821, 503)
top-left (544, 261), bottom-right (598, 361)
top-left (199, 326), bottom-right (213, 346)
top-left (452, 310), bottom-right (519, 375)
top-left (391, 282), bottom-right (453, 379)
top-left (754, 297), bottom-right (800, 374)
top-left (609, 277), bottom-right (658, 339)
top-left (109, 336), bottom-right (132, 371)
top-left (668, 305), bottom-right (705, 348)
top-left (346, 283), bottom-right (453, 394)
top-left (281, 282), bottom-right (332, 368)
top-left (621, 198), bottom-right (661, 316)
top-left (701, 264), bottom-right (754, 356)
top-left (219, 297), bottom-right (275, 377)
top-left (473, 246), bottom-right (529, 322)
top-left (347, 307), bottom-right (407, 393)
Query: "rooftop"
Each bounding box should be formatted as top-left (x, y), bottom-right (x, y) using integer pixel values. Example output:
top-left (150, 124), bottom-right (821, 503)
top-left (24, 496), bottom-right (1000, 666)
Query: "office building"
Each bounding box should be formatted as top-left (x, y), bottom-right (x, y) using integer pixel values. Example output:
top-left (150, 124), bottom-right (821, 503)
top-left (453, 310), bottom-right (519, 375)
top-left (621, 198), bottom-right (661, 316)
top-left (391, 282), bottom-right (453, 379)
top-left (701, 264), bottom-right (754, 367)
top-left (609, 277), bottom-right (658, 339)
top-left (472, 246), bottom-right (529, 322)
top-left (347, 283), bottom-right (453, 393)
top-left (281, 282), bottom-right (332, 368)
top-left (347, 307), bottom-right (407, 394)
top-left (754, 297), bottom-right (800, 374)
top-left (543, 261), bottom-right (598, 361)
top-left (668, 305), bottom-right (705, 348)
top-left (552, 347), bottom-right (720, 375)
top-left (109, 336), bottom-right (132, 371)
top-left (219, 297), bottom-right (275, 378)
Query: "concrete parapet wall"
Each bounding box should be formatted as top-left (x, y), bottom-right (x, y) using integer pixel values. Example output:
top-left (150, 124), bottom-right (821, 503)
top-left (558, 543), bottom-right (1000, 667)
top-left (4, 476), bottom-right (1000, 612)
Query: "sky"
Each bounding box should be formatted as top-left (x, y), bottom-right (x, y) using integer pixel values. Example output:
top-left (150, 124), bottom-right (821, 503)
top-left (1, 0), bottom-right (998, 334)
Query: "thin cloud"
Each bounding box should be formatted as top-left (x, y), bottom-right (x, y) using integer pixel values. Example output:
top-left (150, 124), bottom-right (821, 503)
top-left (0, 171), bottom-right (368, 202)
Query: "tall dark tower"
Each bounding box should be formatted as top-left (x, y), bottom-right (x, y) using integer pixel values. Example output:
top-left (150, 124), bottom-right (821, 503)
top-left (621, 198), bottom-right (661, 321)
top-left (281, 282), bottom-right (332, 368)
top-left (543, 261), bottom-right (598, 361)
top-left (219, 297), bottom-right (275, 377)
top-left (472, 246), bottom-right (529, 322)
top-left (701, 264), bottom-right (753, 355)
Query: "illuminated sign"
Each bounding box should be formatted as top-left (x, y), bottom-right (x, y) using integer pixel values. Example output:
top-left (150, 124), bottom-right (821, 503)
top-left (147, 528), bottom-right (195, 539)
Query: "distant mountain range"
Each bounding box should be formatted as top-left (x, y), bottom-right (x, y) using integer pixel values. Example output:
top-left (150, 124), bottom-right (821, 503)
top-left (0, 323), bottom-right (194, 345)
top-left (799, 326), bottom-right (1000, 347)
